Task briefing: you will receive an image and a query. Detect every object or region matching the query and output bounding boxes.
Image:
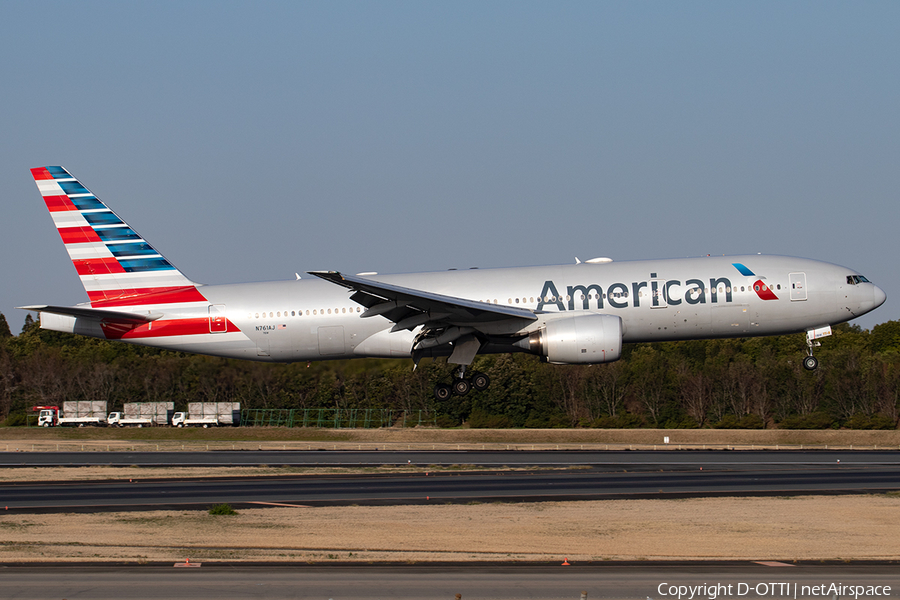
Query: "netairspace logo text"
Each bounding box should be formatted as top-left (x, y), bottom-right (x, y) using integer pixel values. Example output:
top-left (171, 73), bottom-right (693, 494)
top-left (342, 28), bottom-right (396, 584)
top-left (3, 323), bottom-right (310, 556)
top-left (657, 582), bottom-right (892, 600)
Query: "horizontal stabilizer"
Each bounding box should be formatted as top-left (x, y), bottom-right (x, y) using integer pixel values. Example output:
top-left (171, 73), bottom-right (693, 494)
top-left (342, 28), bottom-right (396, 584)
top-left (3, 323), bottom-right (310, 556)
top-left (17, 304), bottom-right (162, 324)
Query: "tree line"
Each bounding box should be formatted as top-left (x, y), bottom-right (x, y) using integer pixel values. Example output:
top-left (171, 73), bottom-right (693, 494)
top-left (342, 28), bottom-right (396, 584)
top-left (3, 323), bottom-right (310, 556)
top-left (0, 312), bottom-right (898, 429)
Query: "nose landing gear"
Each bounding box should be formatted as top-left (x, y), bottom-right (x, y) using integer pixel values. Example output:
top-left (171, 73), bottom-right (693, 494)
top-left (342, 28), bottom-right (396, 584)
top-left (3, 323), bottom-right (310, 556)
top-left (803, 326), bottom-right (831, 371)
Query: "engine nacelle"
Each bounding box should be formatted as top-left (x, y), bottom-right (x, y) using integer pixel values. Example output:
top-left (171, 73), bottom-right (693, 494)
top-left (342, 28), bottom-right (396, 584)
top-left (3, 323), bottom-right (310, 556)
top-left (521, 314), bottom-right (623, 364)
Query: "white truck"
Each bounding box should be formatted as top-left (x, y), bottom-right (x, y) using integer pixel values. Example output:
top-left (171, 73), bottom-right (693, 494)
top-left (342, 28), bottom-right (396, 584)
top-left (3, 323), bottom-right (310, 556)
top-left (35, 406), bottom-right (107, 427)
top-left (174, 402), bottom-right (240, 427)
top-left (107, 412), bottom-right (154, 427)
top-left (172, 412), bottom-right (220, 428)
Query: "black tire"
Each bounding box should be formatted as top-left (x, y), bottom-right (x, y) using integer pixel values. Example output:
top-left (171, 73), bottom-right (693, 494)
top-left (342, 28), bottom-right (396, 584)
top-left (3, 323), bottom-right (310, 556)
top-left (434, 383), bottom-right (452, 401)
top-left (471, 372), bottom-right (490, 391)
top-left (803, 355), bottom-right (818, 371)
top-left (452, 378), bottom-right (471, 396)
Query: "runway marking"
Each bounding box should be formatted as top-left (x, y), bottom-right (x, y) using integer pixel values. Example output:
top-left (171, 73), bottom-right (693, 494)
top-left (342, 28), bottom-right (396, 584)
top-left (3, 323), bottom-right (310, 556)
top-left (247, 501), bottom-right (312, 508)
top-left (754, 561), bottom-right (795, 567)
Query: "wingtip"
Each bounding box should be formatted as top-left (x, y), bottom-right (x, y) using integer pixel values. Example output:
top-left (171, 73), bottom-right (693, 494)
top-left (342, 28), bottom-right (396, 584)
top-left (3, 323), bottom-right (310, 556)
top-left (16, 305), bottom-right (48, 311)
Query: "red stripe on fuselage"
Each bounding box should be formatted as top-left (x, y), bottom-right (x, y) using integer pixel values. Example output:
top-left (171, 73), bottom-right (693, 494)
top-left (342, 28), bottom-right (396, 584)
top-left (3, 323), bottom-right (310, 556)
top-left (753, 280), bottom-right (779, 300)
top-left (58, 226), bottom-right (102, 244)
top-left (74, 257), bottom-right (126, 276)
top-left (101, 318), bottom-right (241, 340)
top-left (89, 286), bottom-right (208, 307)
top-left (43, 195), bottom-right (77, 211)
top-left (31, 167), bottom-right (53, 180)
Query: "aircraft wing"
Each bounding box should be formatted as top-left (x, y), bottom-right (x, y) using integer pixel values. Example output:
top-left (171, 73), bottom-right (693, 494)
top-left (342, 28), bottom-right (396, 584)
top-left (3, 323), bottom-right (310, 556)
top-left (17, 305), bottom-right (161, 324)
top-left (308, 271), bottom-right (538, 332)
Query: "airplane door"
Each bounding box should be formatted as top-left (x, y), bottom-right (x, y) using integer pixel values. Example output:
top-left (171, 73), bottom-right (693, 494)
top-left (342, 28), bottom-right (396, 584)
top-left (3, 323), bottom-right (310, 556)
top-left (789, 273), bottom-right (807, 301)
top-left (209, 304), bottom-right (227, 333)
top-left (318, 326), bottom-right (345, 356)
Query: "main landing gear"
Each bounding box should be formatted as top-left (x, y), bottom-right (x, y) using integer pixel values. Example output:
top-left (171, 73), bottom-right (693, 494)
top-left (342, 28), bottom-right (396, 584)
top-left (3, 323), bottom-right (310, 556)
top-left (433, 365), bottom-right (490, 400)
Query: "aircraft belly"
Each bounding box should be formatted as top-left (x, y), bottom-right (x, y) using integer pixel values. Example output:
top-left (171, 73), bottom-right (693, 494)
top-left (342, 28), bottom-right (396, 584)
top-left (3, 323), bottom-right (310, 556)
top-left (125, 332), bottom-right (262, 360)
top-left (352, 327), bottom-right (415, 358)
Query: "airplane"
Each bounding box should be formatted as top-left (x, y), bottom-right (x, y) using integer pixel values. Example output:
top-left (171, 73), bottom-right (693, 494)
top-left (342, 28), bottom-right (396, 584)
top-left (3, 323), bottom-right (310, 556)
top-left (20, 166), bottom-right (886, 400)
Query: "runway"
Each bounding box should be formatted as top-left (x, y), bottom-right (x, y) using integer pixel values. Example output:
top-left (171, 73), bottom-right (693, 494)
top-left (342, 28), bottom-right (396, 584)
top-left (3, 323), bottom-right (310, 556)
top-left (2, 461), bottom-right (899, 512)
top-left (0, 563), bottom-right (897, 599)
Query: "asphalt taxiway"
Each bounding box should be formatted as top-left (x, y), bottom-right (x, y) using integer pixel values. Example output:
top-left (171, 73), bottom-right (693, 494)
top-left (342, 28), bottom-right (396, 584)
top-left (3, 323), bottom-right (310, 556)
top-left (2, 449), bottom-right (899, 467)
top-left (0, 563), bottom-right (897, 599)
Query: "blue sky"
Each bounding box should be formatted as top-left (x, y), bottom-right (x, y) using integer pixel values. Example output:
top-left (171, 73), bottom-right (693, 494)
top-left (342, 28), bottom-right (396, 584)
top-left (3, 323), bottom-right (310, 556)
top-left (1, 1), bottom-right (897, 332)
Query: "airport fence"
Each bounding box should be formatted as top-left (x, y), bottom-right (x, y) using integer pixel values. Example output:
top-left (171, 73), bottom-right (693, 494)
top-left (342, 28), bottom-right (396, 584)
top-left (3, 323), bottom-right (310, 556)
top-left (239, 408), bottom-right (437, 428)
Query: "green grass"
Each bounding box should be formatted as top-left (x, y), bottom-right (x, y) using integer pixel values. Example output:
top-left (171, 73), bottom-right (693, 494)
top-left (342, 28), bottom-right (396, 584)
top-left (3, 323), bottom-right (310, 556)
top-left (0, 426), bottom-right (356, 442)
top-left (208, 503), bottom-right (238, 516)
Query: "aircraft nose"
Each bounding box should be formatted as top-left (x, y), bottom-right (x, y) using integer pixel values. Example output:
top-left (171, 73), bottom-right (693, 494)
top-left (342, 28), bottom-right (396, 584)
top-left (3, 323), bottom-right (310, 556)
top-left (873, 284), bottom-right (887, 308)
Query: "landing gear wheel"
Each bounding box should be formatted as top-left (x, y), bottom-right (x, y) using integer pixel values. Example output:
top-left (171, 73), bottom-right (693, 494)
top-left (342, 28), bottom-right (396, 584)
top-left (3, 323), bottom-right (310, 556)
top-left (452, 378), bottom-right (471, 396)
top-left (471, 372), bottom-right (490, 391)
top-left (803, 355), bottom-right (819, 371)
top-left (434, 383), bottom-right (452, 401)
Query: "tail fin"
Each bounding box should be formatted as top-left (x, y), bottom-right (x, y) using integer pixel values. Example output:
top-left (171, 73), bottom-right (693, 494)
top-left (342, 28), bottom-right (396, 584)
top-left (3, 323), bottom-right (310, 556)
top-left (30, 166), bottom-right (205, 308)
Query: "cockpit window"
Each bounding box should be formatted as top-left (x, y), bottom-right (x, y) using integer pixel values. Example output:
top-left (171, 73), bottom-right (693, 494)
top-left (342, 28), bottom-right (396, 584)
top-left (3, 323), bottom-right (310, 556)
top-left (846, 275), bottom-right (870, 285)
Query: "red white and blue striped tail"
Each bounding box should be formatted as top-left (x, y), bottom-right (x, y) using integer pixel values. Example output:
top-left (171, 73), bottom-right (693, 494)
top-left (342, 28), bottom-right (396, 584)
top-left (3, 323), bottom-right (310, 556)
top-left (31, 166), bottom-right (206, 308)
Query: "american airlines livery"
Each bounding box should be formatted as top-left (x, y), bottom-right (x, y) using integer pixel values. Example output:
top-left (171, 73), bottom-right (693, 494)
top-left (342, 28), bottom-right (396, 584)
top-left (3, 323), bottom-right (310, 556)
top-left (21, 166), bottom-right (886, 399)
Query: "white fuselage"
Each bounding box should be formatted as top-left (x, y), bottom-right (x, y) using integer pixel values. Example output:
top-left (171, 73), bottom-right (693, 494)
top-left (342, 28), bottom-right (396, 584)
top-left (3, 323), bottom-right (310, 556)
top-left (39, 254), bottom-right (886, 363)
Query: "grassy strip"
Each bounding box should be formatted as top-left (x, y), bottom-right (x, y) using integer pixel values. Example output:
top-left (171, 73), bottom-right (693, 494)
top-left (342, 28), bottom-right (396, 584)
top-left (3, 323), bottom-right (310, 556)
top-left (1, 426), bottom-right (900, 447)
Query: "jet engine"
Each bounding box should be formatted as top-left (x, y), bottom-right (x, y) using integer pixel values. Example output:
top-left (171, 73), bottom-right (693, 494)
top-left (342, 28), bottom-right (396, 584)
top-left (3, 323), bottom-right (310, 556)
top-left (518, 314), bottom-right (623, 364)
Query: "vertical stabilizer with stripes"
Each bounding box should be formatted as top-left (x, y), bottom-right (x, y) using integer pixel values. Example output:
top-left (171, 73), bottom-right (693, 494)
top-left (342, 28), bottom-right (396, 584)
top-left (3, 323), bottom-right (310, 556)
top-left (30, 166), bottom-right (206, 308)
